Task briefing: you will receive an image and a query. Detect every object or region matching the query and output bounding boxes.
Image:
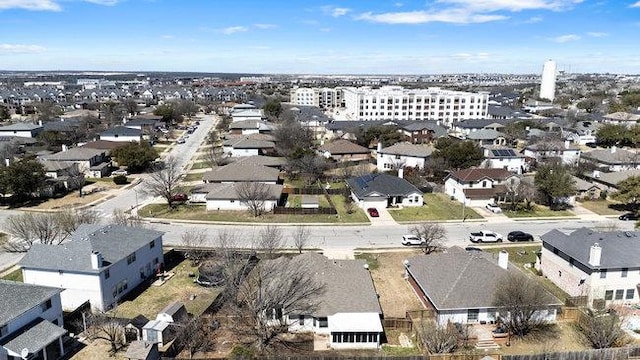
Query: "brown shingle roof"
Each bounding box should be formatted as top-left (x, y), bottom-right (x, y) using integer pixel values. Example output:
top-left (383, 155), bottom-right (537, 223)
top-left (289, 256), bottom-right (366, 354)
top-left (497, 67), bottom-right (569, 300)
top-left (320, 139), bottom-right (370, 155)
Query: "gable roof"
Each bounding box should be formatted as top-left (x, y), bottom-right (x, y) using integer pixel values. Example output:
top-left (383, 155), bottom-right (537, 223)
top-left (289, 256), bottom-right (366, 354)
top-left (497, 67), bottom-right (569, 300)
top-left (223, 135), bottom-right (275, 149)
top-left (541, 228), bottom-right (640, 270)
top-left (0, 123), bottom-right (42, 132)
top-left (19, 225), bottom-right (164, 273)
top-left (0, 318), bottom-right (67, 356)
top-left (406, 247), bottom-right (560, 310)
top-left (347, 173), bottom-right (423, 198)
top-left (42, 147), bottom-right (105, 161)
top-left (379, 142), bottom-right (434, 158)
top-left (124, 340), bottom-right (157, 360)
top-left (230, 155), bottom-right (286, 168)
top-left (447, 168), bottom-right (513, 182)
top-left (602, 112), bottom-right (640, 122)
top-left (581, 148), bottom-right (639, 165)
top-left (202, 163), bottom-right (281, 183)
top-left (584, 169), bottom-right (640, 187)
top-left (194, 183), bottom-right (283, 200)
top-left (80, 140), bottom-right (124, 151)
top-left (466, 129), bottom-right (504, 140)
top-left (319, 139), bottom-right (370, 155)
top-left (0, 280), bottom-right (62, 326)
top-left (100, 126), bottom-right (141, 137)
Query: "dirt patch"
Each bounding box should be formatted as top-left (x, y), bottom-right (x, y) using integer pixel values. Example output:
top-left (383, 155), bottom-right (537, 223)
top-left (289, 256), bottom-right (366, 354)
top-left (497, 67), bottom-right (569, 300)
top-left (70, 339), bottom-right (127, 360)
top-left (358, 250), bottom-right (425, 318)
top-left (500, 321), bottom-right (590, 355)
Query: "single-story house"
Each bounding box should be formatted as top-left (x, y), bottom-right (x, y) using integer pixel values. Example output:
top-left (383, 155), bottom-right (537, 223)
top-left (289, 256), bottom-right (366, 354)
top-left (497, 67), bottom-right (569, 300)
top-left (601, 112), bottom-right (640, 127)
top-left (405, 247), bottom-right (561, 325)
top-left (230, 104), bottom-right (264, 122)
top-left (202, 163), bottom-right (281, 184)
top-left (346, 173), bottom-right (424, 209)
top-left (0, 122), bottom-right (43, 138)
top-left (190, 182), bottom-right (283, 211)
top-left (481, 147), bottom-right (527, 174)
top-left (572, 176), bottom-right (602, 200)
top-left (444, 168), bottom-right (517, 206)
top-left (581, 147), bottom-right (640, 172)
top-left (100, 126), bottom-right (142, 143)
top-left (319, 139), bottom-right (371, 163)
top-left (581, 169), bottom-right (640, 192)
top-left (222, 134), bottom-right (276, 157)
top-left (230, 155), bottom-right (286, 169)
top-left (466, 129), bottom-right (507, 147)
top-left (376, 142), bottom-right (434, 171)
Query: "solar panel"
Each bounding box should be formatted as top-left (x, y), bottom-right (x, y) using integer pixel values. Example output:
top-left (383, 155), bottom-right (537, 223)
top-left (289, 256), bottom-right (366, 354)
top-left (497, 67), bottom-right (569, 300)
top-left (506, 149), bottom-right (516, 156)
top-left (491, 149), bottom-right (501, 156)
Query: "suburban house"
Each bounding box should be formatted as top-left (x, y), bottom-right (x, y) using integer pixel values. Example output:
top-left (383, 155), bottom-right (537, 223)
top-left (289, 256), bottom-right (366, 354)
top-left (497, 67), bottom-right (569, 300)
top-left (0, 280), bottom-right (66, 360)
top-left (466, 129), bottom-right (507, 147)
top-left (451, 119), bottom-right (510, 137)
top-left (202, 163), bottom-right (281, 184)
top-left (346, 173), bottom-right (424, 209)
top-left (266, 253), bottom-right (383, 350)
top-left (19, 224), bottom-right (165, 312)
top-left (581, 147), bottom-right (640, 172)
top-left (124, 117), bottom-right (162, 131)
top-left (40, 160), bottom-right (83, 194)
top-left (99, 126), bottom-right (143, 143)
top-left (405, 247), bottom-right (560, 325)
top-left (319, 140), bottom-right (370, 163)
top-left (228, 120), bottom-right (275, 135)
top-left (79, 140), bottom-right (124, 155)
top-left (376, 142), bottom-right (434, 171)
top-left (229, 155), bottom-right (286, 169)
top-left (481, 147), bottom-right (527, 174)
top-left (581, 169), bottom-right (640, 193)
top-left (444, 168), bottom-right (517, 206)
top-left (398, 122), bottom-right (446, 144)
top-left (601, 112), bottom-right (640, 127)
top-left (222, 134), bottom-right (276, 157)
top-left (0, 122), bottom-right (43, 138)
top-left (230, 104), bottom-right (264, 122)
top-left (523, 141), bottom-right (581, 166)
top-left (541, 228), bottom-right (640, 309)
top-left (572, 176), bottom-right (602, 200)
top-left (190, 182), bottom-right (283, 211)
top-left (40, 147), bottom-right (111, 178)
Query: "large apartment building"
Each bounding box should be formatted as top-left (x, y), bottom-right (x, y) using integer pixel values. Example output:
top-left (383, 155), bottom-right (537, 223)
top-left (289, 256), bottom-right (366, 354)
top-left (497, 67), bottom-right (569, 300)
top-left (290, 87), bottom-right (343, 108)
top-left (341, 86), bottom-right (489, 126)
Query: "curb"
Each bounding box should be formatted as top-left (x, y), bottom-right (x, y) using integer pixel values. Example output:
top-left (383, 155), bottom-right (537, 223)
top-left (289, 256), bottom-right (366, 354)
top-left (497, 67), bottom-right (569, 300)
top-left (396, 218), bottom-right (488, 224)
top-left (141, 217), bottom-right (372, 227)
top-left (512, 217), bottom-right (581, 221)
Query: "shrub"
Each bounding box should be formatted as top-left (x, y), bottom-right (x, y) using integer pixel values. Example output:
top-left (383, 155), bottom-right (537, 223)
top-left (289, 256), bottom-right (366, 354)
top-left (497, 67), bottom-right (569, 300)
top-left (113, 175), bottom-right (128, 185)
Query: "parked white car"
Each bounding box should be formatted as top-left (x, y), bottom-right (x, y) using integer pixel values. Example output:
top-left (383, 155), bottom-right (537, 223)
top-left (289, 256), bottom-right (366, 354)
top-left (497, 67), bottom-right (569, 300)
top-left (469, 230), bottom-right (503, 243)
top-left (401, 235), bottom-right (425, 246)
top-left (485, 203), bottom-right (502, 213)
top-left (111, 169), bottom-right (128, 176)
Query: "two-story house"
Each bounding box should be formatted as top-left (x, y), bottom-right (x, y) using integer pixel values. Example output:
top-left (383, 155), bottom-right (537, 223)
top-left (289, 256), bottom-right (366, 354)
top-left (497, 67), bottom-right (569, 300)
top-left (41, 147), bottom-right (110, 178)
top-left (0, 280), bottom-right (66, 360)
top-left (444, 168), bottom-right (517, 206)
top-left (481, 147), bottom-right (527, 174)
top-left (581, 147), bottom-right (640, 172)
top-left (20, 225), bottom-right (164, 312)
top-left (523, 141), bottom-right (581, 166)
top-left (376, 142), bottom-right (434, 171)
top-left (541, 228), bottom-right (640, 309)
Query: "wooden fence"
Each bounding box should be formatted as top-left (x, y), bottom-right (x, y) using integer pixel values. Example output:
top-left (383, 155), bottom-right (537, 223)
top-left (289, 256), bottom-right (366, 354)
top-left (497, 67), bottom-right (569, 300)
top-left (62, 300), bottom-right (91, 335)
top-left (285, 187), bottom-right (349, 195)
top-left (558, 306), bottom-right (581, 321)
top-left (383, 317), bottom-right (413, 331)
top-left (273, 206), bottom-right (337, 215)
top-left (502, 345), bottom-right (640, 360)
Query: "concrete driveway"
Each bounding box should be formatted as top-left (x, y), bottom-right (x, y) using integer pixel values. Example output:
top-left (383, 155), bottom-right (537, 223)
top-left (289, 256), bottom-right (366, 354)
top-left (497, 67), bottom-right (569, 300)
top-left (366, 206), bottom-right (398, 226)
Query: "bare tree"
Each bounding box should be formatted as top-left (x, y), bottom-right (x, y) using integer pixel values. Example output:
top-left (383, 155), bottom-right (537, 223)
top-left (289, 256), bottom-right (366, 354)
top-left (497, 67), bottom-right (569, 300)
top-left (2, 210), bottom-right (99, 252)
top-left (286, 154), bottom-right (328, 186)
top-left (256, 225), bottom-right (283, 257)
top-left (111, 209), bottom-right (144, 227)
top-left (291, 226), bottom-right (310, 254)
top-left (181, 229), bottom-right (208, 265)
top-left (236, 256), bottom-right (325, 350)
top-left (85, 312), bottom-right (126, 354)
top-left (493, 272), bottom-right (552, 337)
top-left (62, 163), bottom-right (87, 197)
top-left (410, 223), bottom-right (447, 254)
top-left (203, 145), bottom-right (228, 169)
top-left (418, 321), bottom-right (458, 354)
top-left (174, 317), bottom-right (215, 359)
top-left (145, 157), bottom-right (182, 208)
top-left (578, 309), bottom-right (629, 349)
top-left (236, 182), bottom-right (271, 217)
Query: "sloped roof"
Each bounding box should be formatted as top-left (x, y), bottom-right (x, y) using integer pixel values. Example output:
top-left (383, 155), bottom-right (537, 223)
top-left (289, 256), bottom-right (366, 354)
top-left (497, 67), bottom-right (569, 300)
top-left (0, 123), bottom-right (42, 132)
top-left (603, 112), bottom-right (640, 121)
top-left (231, 155), bottom-right (286, 168)
top-left (42, 147), bottom-right (105, 161)
top-left (100, 126), bottom-right (141, 137)
top-left (347, 173), bottom-right (423, 198)
top-left (80, 140), bottom-right (124, 151)
top-left (320, 139), bottom-right (370, 155)
top-left (541, 227), bottom-right (640, 270)
top-left (585, 169), bottom-right (640, 187)
top-left (447, 168), bottom-right (513, 182)
top-left (0, 280), bottom-right (62, 326)
top-left (19, 225), bottom-right (164, 273)
top-left (407, 247), bottom-right (561, 310)
top-left (202, 163), bottom-right (281, 183)
top-left (379, 142), bottom-right (434, 158)
top-left (581, 148), bottom-right (639, 165)
top-left (466, 129), bottom-right (504, 140)
top-left (0, 318), bottom-right (67, 355)
top-left (198, 183), bottom-right (283, 200)
top-left (124, 340), bottom-right (157, 360)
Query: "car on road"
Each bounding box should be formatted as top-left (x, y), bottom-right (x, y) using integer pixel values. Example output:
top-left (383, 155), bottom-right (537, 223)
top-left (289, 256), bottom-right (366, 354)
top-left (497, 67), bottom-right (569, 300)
top-left (111, 169), bottom-right (128, 176)
top-left (177, 138), bottom-right (186, 144)
top-left (367, 208), bottom-right (379, 217)
top-left (485, 203), bottom-right (502, 213)
top-left (619, 212), bottom-right (639, 221)
top-left (469, 230), bottom-right (503, 243)
top-left (401, 235), bottom-right (425, 246)
top-left (195, 121), bottom-right (200, 125)
top-left (507, 231), bottom-right (534, 242)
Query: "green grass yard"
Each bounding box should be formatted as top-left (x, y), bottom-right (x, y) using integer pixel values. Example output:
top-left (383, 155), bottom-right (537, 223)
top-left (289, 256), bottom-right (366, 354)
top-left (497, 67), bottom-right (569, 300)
top-left (388, 193), bottom-right (482, 222)
top-left (577, 200), bottom-right (625, 215)
top-left (502, 205), bottom-right (574, 218)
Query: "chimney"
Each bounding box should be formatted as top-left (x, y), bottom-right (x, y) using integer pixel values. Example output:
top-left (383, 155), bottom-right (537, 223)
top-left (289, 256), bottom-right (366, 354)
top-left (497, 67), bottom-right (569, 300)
top-left (498, 250), bottom-right (509, 270)
top-left (377, 142), bottom-right (382, 153)
top-left (38, 120), bottom-right (42, 126)
top-left (398, 168), bottom-right (404, 179)
top-left (4, 158), bottom-right (9, 167)
top-left (589, 243), bottom-right (602, 267)
top-left (610, 146), bottom-right (617, 154)
top-left (90, 251), bottom-right (103, 270)
top-left (61, 144), bottom-right (68, 152)
top-left (564, 140), bottom-right (570, 149)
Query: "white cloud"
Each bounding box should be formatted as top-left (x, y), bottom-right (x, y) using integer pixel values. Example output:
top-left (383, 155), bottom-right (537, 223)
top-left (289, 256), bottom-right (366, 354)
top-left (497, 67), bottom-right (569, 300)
top-left (84, 0), bottom-right (119, 5)
top-left (630, 1), bottom-right (640, 8)
top-left (437, 0), bottom-right (583, 12)
top-left (357, 9), bottom-right (507, 24)
top-left (322, 5), bottom-right (350, 17)
top-left (220, 26), bottom-right (248, 35)
top-left (0, 0), bottom-right (61, 11)
top-left (586, 31), bottom-right (608, 37)
top-left (0, 43), bottom-right (46, 54)
top-left (525, 15), bottom-right (543, 23)
top-left (253, 23), bottom-right (277, 29)
top-left (553, 34), bottom-right (580, 42)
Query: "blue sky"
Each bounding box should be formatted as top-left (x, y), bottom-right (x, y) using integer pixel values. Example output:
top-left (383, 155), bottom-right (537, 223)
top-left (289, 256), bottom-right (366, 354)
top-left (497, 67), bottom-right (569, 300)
top-left (0, 0), bottom-right (639, 74)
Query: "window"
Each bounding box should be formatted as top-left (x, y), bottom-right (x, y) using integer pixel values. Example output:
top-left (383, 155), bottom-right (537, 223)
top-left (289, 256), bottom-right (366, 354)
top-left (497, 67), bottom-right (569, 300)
top-left (0, 324), bottom-right (7, 337)
top-left (299, 315), bottom-right (305, 325)
top-left (127, 252), bottom-right (136, 265)
top-left (149, 240), bottom-right (155, 249)
top-left (319, 317), bottom-right (328, 328)
top-left (605, 290), bottom-right (613, 300)
top-left (615, 289), bottom-right (624, 300)
top-left (41, 299), bottom-right (52, 312)
top-left (104, 269), bottom-right (110, 279)
top-left (600, 269), bottom-right (607, 279)
top-left (622, 268), bottom-right (628, 278)
top-left (626, 289), bottom-right (635, 300)
top-left (467, 309), bottom-right (479, 322)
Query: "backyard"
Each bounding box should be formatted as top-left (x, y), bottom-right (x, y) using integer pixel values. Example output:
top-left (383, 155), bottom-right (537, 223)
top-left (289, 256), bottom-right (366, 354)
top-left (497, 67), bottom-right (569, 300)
top-left (388, 193), bottom-right (483, 222)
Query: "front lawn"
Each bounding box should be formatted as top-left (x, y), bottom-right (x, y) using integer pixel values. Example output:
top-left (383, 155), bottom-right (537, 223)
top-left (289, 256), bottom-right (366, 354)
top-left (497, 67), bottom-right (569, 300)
top-left (190, 161), bottom-right (212, 170)
top-left (182, 172), bottom-right (204, 182)
top-left (502, 205), bottom-right (574, 218)
top-left (114, 258), bottom-right (221, 319)
top-left (578, 200), bottom-right (625, 215)
top-left (388, 193), bottom-right (482, 222)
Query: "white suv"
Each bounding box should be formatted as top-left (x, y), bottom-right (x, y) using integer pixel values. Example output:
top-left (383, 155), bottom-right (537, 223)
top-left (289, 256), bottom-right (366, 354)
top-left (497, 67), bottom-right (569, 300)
top-left (486, 203), bottom-right (502, 213)
top-left (402, 235), bottom-right (426, 246)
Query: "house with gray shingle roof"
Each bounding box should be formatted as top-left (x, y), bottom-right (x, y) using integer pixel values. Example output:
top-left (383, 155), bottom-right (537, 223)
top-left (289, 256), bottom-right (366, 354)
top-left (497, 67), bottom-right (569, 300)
top-left (581, 147), bottom-right (640, 172)
top-left (377, 142), bottom-right (434, 171)
top-left (222, 134), bottom-right (276, 157)
top-left (347, 173), bottom-right (423, 209)
top-left (319, 139), bottom-right (370, 163)
top-left (405, 247), bottom-right (560, 325)
top-left (202, 163), bottom-right (281, 184)
top-left (0, 280), bottom-right (66, 360)
top-left (541, 228), bottom-right (640, 309)
top-left (259, 253), bottom-right (383, 350)
top-left (20, 224), bottom-right (164, 311)
top-left (99, 126), bottom-right (142, 143)
top-left (190, 182), bottom-right (283, 211)
top-left (40, 146), bottom-right (111, 178)
top-left (466, 129), bottom-right (507, 146)
top-left (0, 122), bottom-right (43, 138)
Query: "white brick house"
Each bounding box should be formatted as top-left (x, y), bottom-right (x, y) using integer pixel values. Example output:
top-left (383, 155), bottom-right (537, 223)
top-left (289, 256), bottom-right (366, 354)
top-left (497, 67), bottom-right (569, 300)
top-left (20, 225), bottom-right (164, 312)
top-left (444, 168), bottom-right (517, 207)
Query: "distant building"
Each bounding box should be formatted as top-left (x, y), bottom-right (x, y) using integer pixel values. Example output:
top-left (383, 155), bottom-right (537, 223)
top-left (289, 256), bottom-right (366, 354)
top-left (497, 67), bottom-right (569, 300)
top-left (341, 86), bottom-right (489, 127)
top-left (290, 87), bottom-right (343, 108)
top-left (540, 60), bottom-right (557, 102)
